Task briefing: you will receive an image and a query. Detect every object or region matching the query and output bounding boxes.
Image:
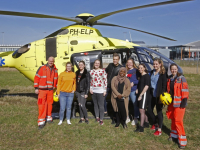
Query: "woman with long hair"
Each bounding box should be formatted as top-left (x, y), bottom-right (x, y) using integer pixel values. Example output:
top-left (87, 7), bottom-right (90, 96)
top-left (148, 58), bottom-right (167, 136)
top-left (166, 63), bottom-right (189, 149)
top-left (111, 67), bottom-right (131, 128)
top-left (126, 58), bottom-right (140, 125)
top-left (75, 60), bottom-right (90, 124)
top-left (90, 59), bottom-right (107, 125)
top-left (57, 62), bottom-right (76, 125)
top-left (135, 64), bottom-right (150, 132)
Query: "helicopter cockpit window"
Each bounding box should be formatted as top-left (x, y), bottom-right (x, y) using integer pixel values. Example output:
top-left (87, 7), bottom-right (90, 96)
top-left (132, 47), bottom-right (154, 71)
top-left (130, 53), bottom-right (139, 66)
top-left (137, 48), bottom-right (149, 55)
top-left (138, 54), bottom-right (148, 62)
top-left (149, 52), bottom-right (160, 59)
top-left (12, 44), bottom-right (31, 58)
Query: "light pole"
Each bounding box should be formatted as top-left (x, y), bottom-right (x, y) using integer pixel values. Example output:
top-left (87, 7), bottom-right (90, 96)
top-left (1, 32), bottom-right (4, 45)
top-left (129, 31), bottom-right (132, 42)
top-left (123, 32), bottom-right (127, 40)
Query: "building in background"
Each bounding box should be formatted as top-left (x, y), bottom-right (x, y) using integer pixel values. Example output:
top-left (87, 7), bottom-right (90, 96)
top-left (185, 40), bottom-right (200, 59)
top-left (130, 40), bottom-right (200, 60)
top-left (0, 45), bottom-right (22, 52)
top-left (168, 41), bottom-right (200, 60)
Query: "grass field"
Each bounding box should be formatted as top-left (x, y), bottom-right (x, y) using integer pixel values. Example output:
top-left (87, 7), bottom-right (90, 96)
top-left (0, 67), bottom-right (200, 150)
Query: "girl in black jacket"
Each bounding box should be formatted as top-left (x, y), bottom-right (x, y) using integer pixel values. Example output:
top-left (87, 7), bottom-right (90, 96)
top-left (148, 58), bottom-right (167, 136)
top-left (75, 61), bottom-right (90, 124)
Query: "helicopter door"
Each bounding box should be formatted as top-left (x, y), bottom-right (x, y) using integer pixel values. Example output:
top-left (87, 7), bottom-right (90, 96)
top-left (71, 50), bottom-right (102, 71)
top-left (35, 39), bottom-right (46, 67)
top-left (57, 36), bottom-right (69, 58)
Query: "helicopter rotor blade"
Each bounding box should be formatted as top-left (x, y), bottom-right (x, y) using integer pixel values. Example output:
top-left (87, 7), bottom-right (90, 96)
top-left (88, 0), bottom-right (193, 24)
top-left (94, 22), bottom-right (176, 41)
top-left (0, 10), bottom-right (82, 23)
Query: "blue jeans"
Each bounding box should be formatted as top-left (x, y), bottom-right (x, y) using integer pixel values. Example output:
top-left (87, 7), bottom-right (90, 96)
top-left (129, 91), bottom-right (140, 119)
top-left (59, 92), bottom-right (74, 120)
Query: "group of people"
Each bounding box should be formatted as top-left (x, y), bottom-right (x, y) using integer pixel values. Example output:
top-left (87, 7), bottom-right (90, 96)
top-left (34, 53), bottom-right (189, 149)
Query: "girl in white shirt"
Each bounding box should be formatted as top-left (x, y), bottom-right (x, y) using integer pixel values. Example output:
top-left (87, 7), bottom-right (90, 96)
top-left (90, 59), bottom-right (107, 125)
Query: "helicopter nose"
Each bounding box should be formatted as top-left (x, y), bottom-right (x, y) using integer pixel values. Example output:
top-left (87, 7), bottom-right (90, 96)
top-left (0, 54), bottom-right (15, 68)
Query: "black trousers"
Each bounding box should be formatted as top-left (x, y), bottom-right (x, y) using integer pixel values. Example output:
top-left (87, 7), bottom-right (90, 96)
top-left (147, 96), bottom-right (163, 128)
top-left (76, 92), bottom-right (88, 119)
top-left (116, 100), bottom-right (127, 125)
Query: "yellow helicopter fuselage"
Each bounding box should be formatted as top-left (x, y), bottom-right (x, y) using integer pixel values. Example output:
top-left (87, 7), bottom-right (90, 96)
top-left (1, 25), bottom-right (138, 81)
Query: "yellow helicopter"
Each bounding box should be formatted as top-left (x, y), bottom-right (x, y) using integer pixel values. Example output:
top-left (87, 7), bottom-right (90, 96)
top-left (0, 0), bottom-right (191, 82)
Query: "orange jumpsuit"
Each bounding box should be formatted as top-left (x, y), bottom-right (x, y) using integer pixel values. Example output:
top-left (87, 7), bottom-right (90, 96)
top-left (34, 64), bottom-right (58, 126)
top-left (166, 75), bottom-right (189, 147)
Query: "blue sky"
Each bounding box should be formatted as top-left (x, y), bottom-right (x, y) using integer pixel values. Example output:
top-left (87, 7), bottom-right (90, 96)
top-left (0, 0), bottom-right (199, 46)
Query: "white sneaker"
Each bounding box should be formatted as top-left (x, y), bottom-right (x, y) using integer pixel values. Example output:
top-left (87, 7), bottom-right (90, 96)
top-left (67, 120), bottom-right (71, 125)
top-left (126, 118), bottom-right (130, 124)
top-left (58, 120), bottom-right (63, 125)
top-left (131, 119), bottom-right (138, 126)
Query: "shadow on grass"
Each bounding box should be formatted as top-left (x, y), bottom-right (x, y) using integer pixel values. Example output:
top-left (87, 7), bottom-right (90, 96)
top-left (162, 124), bottom-right (171, 135)
top-left (52, 93), bottom-right (116, 121)
top-left (0, 89), bottom-right (37, 98)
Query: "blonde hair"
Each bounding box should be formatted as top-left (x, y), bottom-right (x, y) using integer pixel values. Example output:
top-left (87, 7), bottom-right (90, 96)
top-left (153, 58), bottom-right (166, 74)
top-left (93, 59), bottom-right (102, 69)
top-left (65, 62), bottom-right (73, 71)
top-left (126, 58), bottom-right (137, 70)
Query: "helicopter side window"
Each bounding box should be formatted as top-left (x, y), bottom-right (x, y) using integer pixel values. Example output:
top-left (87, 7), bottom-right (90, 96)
top-left (102, 53), bottom-right (122, 68)
top-left (121, 52), bottom-right (128, 65)
top-left (102, 54), bottom-right (113, 68)
top-left (71, 51), bottom-right (102, 71)
top-left (12, 44), bottom-right (31, 58)
top-left (70, 40), bottom-right (78, 45)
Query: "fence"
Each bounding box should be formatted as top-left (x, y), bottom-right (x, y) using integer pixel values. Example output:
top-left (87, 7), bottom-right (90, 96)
top-left (174, 59), bottom-right (199, 74)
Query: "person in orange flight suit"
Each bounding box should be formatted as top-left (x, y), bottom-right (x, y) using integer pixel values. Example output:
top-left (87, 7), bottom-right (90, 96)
top-left (166, 63), bottom-right (189, 149)
top-left (34, 56), bottom-right (58, 129)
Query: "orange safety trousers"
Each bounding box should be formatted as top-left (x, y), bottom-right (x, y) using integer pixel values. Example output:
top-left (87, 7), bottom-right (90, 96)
top-left (166, 104), bottom-right (187, 146)
top-left (37, 90), bottom-right (53, 126)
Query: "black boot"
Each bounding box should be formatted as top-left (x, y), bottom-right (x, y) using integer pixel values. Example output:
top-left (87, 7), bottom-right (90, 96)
top-left (115, 123), bottom-right (120, 128)
top-left (111, 118), bottom-right (116, 124)
top-left (38, 124), bottom-right (45, 130)
top-left (134, 126), bottom-right (144, 132)
top-left (178, 144), bottom-right (185, 149)
top-left (123, 123), bottom-right (128, 129)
